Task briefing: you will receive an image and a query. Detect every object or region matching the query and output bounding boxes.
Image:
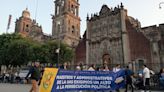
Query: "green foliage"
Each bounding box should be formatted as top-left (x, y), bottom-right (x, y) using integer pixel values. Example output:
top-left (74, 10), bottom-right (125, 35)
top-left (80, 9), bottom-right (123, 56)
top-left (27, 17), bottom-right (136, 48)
top-left (0, 33), bottom-right (24, 67)
top-left (43, 40), bottom-right (58, 64)
top-left (7, 39), bottom-right (31, 66)
top-left (59, 44), bottom-right (73, 63)
top-left (0, 33), bottom-right (74, 67)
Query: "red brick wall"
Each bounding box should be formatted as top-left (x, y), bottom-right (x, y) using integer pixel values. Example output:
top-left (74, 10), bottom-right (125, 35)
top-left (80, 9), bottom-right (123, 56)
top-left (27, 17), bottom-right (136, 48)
top-left (126, 18), bottom-right (152, 63)
top-left (75, 32), bottom-right (86, 65)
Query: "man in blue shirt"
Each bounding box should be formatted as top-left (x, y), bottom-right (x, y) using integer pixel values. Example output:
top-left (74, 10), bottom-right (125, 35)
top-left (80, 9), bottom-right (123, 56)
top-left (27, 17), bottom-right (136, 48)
top-left (125, 66), bottom-right (134, 92)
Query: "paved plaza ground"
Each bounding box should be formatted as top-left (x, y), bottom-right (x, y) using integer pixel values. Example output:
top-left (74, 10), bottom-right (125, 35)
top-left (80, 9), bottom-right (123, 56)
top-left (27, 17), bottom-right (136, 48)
top-left (0, 83), bottom-right (163, 92)
top-left (0, 83), bottom-right (31, 92)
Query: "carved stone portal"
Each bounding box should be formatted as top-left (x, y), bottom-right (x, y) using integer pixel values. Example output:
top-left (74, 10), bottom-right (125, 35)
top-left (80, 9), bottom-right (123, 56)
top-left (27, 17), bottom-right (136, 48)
top-left (102, 54), bottom-right (111, 65)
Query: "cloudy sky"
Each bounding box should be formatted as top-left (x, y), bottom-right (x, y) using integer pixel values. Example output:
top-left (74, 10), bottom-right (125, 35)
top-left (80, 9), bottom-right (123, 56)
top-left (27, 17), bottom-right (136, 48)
top-left (0, 0), bottom-right (164, 36)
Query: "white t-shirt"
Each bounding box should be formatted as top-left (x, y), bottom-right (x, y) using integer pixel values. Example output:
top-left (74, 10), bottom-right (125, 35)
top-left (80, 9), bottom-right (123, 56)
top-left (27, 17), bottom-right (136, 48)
top-left (143, 67), bottom-right (150, 78)
top-left (103, 68), bottom-right (109, 71)
top-left (113, 67), bottom-right (120, 73)
top-left (76, 66), bottom-right (81, 70)
top-left (88, 67), bottom-right (95, 71)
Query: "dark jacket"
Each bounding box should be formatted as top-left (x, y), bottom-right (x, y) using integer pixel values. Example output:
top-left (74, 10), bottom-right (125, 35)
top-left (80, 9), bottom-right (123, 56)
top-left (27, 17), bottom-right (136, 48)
top-left (125, 69), bottom-right (133, 83)
top-left (26, 66), bottom-right (40, 81)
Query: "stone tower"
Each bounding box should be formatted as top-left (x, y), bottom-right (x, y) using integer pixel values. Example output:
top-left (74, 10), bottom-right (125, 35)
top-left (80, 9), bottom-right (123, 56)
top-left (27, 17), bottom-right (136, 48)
top-left (15, 8), bottom-right (42, 37)
top-left (52, 0), bottom-right (80, 47)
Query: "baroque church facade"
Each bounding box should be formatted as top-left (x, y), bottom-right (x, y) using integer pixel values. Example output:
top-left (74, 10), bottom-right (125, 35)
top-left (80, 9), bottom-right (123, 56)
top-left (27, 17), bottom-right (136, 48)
top-left (84, 3), bottom-right (164, 71)
top-left (86, 4), bottom-right (131, 67)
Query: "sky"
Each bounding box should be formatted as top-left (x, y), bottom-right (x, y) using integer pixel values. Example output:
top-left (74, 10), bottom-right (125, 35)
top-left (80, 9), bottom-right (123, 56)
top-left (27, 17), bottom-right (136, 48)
top-left (0, 0), bottom-right (164, 36)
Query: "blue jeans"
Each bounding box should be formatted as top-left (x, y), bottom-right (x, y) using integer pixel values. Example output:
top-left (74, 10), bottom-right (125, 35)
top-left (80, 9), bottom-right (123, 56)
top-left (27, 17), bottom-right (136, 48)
top-left (160, 77), bottom-right (164, 88)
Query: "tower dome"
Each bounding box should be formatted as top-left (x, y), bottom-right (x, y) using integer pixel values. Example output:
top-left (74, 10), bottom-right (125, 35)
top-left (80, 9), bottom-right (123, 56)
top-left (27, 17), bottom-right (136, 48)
top-left (22, 8), bottom-right (30, 18)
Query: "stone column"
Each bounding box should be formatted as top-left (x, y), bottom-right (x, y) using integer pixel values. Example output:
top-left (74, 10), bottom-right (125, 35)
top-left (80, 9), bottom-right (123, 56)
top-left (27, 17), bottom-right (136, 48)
top-left (64, 0), bottom-right (69, 12)
top-left (120, 9), bottom-right (131, 66)
top-left (151, 42), bottom-right (161, 72)
top-left (86, 20), bottom-right (90, 65)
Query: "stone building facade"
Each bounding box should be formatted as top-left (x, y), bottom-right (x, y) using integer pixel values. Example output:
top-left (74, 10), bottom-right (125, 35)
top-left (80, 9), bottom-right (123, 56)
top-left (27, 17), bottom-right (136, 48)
top-left (85, 3), bottom-right (161, 71)
top-left (126, 17), bottom-right (152, 71)
top-left (141, 24), bottom-right (164, 71)
top-left (86, 4), bottom-right (130, 67)
top-left (159, 24), bottom-right (164, 68)
top-left (52, 0), bottom-right (80, 47)
top-left (75, 32), bottom-right (86, 64)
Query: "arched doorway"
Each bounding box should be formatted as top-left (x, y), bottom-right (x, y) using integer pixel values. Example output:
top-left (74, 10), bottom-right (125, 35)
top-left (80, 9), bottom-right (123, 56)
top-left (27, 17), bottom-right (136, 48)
top-left (102, 54), bottom-right (111, 67)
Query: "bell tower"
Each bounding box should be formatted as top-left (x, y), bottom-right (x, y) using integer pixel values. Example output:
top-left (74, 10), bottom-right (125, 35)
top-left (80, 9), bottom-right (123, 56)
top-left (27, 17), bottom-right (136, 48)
top-left (52, 0), bottom-right (80, 47)
top-left (15, 8), bottom-right (32, 36)
top-left (15, 8), bottom-right (43, 37)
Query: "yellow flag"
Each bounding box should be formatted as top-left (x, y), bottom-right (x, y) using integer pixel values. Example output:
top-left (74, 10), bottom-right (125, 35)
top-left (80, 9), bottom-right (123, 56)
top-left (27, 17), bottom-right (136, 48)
top-left (39, 68), bottom-right (58, 92)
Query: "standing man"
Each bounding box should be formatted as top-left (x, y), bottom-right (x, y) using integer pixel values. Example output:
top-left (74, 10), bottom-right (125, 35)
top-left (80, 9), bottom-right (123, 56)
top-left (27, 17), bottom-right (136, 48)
top-left (88, 64), bottom-right (95, 71)
top-left (113, 64), bottom-right (121, 73)
top-left (125, 66), bottom-right (134, 92)
top-left (26, 62), bottom-right (40, 92)
top-left (142, 65), bottom-right (150, 92)
top-left (113, 64), bottom-right (121, 92)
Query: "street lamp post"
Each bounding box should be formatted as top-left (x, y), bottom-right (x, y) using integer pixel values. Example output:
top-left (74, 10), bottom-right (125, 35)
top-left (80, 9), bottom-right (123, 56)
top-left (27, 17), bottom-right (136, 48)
top-left (71, 42), bottom-right (76, 70)
top-left (56, 21), bottom-right (61, 68)
top-left (159, 2), bottom-right (164, 9)
top-left (56, 47), bottom-right (60, 68)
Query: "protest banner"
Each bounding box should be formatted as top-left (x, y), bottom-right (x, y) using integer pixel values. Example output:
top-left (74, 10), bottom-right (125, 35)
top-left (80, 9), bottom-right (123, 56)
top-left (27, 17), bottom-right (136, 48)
top-left (39, 68), bottom-right (125, 92)
top-left (39, 68), bottom-right (58, 92)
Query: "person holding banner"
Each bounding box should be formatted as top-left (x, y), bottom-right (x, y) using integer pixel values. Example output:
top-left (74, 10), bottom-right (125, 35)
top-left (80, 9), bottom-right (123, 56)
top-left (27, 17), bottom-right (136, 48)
top-left (103, 65), bottom-right (110, 71)
top-left (26, 62), bottom-right (41, 92)
top-left (88, 64), bottom-right (95, 71)
top-left (113, 64), bottom-right (121, 92)
top-left (113, 64), bottom-right (121, 73)
top-left (125, 66), bottom-right (134, 92)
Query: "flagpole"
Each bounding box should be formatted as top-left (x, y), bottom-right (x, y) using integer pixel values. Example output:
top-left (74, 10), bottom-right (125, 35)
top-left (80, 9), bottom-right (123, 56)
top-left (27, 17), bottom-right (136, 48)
top-left (6, 14), bottom-right (12, 34)
top-left (35, 0), bottom-right (39, 21)
top-left (6, 27), bottom-right (8, 34)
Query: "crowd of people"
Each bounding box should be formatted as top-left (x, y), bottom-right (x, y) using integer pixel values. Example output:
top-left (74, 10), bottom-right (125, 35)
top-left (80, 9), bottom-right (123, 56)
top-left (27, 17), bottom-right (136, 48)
top-left (1, 61), bottom-right (164, 92)
top-left (59, 63), bottom-right (164, 92)
top-left (57, 62), bottom-right (164, 92)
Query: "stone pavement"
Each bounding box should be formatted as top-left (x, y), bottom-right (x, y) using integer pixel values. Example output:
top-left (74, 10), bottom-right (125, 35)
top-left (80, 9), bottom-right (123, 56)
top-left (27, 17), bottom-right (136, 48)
top-left (0, 83), bottom-right (163, 92)
top-left (0, 83), bottom-right (31, 92)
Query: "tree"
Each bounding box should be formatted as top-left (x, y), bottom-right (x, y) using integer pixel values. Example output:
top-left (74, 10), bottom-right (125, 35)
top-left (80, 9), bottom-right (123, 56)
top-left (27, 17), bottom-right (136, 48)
top-left (7, 39), bottom-right (31, 67)
top-left (0, 33), bottom-right (74, 68)
top-left (59, 43), bottom-right (73, 63)
top-left (0, 33), bottom-right (23, 67)
top-left (29, 43), bottom-right (49, 64)
top-left (43, 40), bottom-right (74, 65)
top-left (43, 41), bottom-right (58, 64)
